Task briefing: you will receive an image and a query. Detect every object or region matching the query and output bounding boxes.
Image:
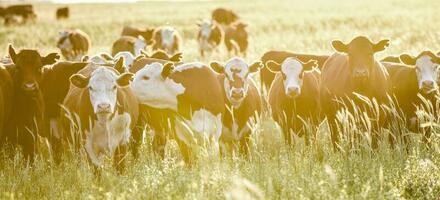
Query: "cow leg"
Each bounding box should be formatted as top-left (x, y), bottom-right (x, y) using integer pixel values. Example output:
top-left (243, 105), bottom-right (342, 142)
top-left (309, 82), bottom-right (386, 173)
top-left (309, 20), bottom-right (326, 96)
top-left (130, 122), bottom-right (144, 159)
top-left (152, 131), bottom-right (167, 159)
top-left (113, 144), bottom-right (128, 174)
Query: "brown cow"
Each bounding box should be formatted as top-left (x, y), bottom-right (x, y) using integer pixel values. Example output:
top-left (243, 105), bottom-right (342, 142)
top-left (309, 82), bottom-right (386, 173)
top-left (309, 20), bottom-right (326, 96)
top-left (56, 7), bottom-right (69, 20)
top-left (0, 64), bottom-right (14, 149)
top-left (111, 36), bottom-right (146, 57)
top-left (266, 58), bottom-right (320, 145)
top-left (131, 62), bottom-right (225, 163)
top-left (210, 57), bottom-right (263, 155)
top-left (320, 36), bottom-right (390, 150)
top-left (260, 51), bottom-right (329, 92)
top-left (4, 45), bottom-right (59, 159)
top-left (212, 8), bottom-right (239, 25)
top-left (1, 4), bottom-right (36, 25)
top-left (152, 26), bottom-right (182, 55)
top-left (57, 29), bottom-right (91, 61)
top-left (121, 26), bottom-right (154, 44)
top-left (197, 20), bottom-right (223, 57)
top-left (60, 59), bottom-right (139, 171)
top-left (224, 22), bottom-right (248, 56)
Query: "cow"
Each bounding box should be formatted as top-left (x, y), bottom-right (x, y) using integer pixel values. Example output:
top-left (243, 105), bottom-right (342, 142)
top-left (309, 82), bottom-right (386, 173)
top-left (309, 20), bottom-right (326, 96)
top-left (130, 50), bottom-right (183, 73)
top-left (131, 62), bottom-right (225, 163)
top-left (265, 58), bottom-right (320, 145)
top-left (112, 36), bottom-right (146, 57)
top-left (121, 26), bottom-right (154, 45)
top-left (0, 64), bottom-right (14, 150)
top-left (260, 51), bottom-right (329, 92)
top-left (57, 29), bottom-right (91, 61)
top-left (197, 20), bottom-right (223, 58)
top-left (60, 58), bottom-right (139, 171)
top-left (56, 7), bottom-right (69, 20)
top-left (3, 45), bottom-right (59, 160)
top-left (209, 57), bottom-right (263, 155)
top-left (224, 22), bottom-right (248, 57)
top-left (212, 8), bottom-right (239, 25)
top-left (383, 51), bottom-right (440, 145)
top-left (1, 4), bottom-right (36, 24)
top-left (320, 36), bottom-right (391, 150)
top-left (152, 26), bottom-right (182, 55)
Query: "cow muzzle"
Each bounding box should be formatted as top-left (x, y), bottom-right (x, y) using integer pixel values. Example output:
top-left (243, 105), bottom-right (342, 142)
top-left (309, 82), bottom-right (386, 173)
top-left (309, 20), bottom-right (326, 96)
top-left (353, 68), bottom-right (369, 79)
top-left (286, 87), bottom-right (300, 98)
top-left (22, 82), bottom-right (38, 92)
top-left (96, 103), bottom-right (112, 114)
top-left (421, 80), bottom-right (436, 94)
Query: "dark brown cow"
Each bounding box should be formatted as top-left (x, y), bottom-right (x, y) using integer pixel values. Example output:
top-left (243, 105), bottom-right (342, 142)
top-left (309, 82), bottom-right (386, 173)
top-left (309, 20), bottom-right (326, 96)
top-left (212, 8), bottom-right (239, 25)
top-left (320, 36), bottom-right (390, 149)
top-left (210, 57), bottom-right (263, 155)
top-left (152, 26), bottom-right (182, 55)
top-left (56, 7), bottom-right (69, 20)
top-left (224, 22), bottom-right (248, 56)
top-left (0, 64), bottom-right (14, 148)
top-left (266, 58), bottom-right (320, 145)
top-left (111, 36), bottom-right (146, 57)
top-left (131, 62), bottom-right (225, 163)
top-left (1, 4), bottom-right (36, 24)
top-left (260, 51), bottom-right (329, 91)
top-left (57, 29), bottom-right (91, 61)
top-left (60, 59), bottom-right (139, 171)
top-left (197, 20), bottom-right (223, 57)
top-left (121, 26), bottom-right (154, 44)
top-left (4, 45), bottom-right (59, 159)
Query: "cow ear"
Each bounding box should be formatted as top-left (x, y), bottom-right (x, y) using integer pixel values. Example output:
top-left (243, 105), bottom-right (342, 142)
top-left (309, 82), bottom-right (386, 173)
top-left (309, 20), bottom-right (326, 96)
top-left (399, 54), bottom-right (416, 66)
top-left (170, 52), bottom-right (183, 62)
top-left (114, 57), bottom-right (126, 74)
top-left (332, 40), bottom-right (348, 53)
top-left (249, 61), bottom-right (263, 73)
top-left (81, 55), bottom-right (89, 62)
top-left (373, 39), bottom-right (390, 53)
top-left (70, 74), bottom-right (89, 88)
top-left (432, 55), bottom-right (440, 65)
top-left (8, 44), bottom-right (17, 63)
top-left (265, 61), bottom-right (281, 73)
top-left (161, 62), bottom-right (174, 79)
top-left (301, 60), bottom-right (318, 71)
top-left (210, 61), bottom-right (224, 74)
top-left (42, 53), bottom-right (60, 66)
top-left (100, 53), bottom-right (113, 61)
top-left (116, 73), bottom-right (133, 87)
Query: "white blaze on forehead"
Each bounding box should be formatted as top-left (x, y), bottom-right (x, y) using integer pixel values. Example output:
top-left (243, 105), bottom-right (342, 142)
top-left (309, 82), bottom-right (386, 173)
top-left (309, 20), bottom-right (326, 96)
top-left (114, 51), bottom-right (135, 69)
top-left (200, 21), bottom-right (212, 38)
top-left (134, 38), bottom-right (146, 56)
top-left (88, 67), bottom-right (119, 113)
top-left (416, 55), bottom-right (439, 89)
top-left (281, 57), bottom-right (304, 95)
top-left (224, 57), bottom-right (249, 80)
top-left (131, 62), bottom-right (185, 111)
top-left (161, 27), bottom-right (175, 49)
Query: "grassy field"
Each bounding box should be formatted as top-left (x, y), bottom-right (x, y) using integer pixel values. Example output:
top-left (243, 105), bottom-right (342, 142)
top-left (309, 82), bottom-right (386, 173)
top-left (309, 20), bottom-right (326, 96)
top-left (1, 0), bottom-right (440, 199)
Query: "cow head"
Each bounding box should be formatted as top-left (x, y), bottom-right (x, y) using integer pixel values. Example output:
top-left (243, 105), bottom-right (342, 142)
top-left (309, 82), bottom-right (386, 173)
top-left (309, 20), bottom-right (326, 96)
top-left (9, 45), bottom-right (59, 94)
top-left (210, 57), bottom-right (262, 107)
top-left (114, 51), bottom-right (135, 71)
top-left (332, 36), bottom-right (389, 81)
top-left (197, 20), bottom-right (216, 39)
top-left (160, 27), bottom-right (176, 48)
top-left (131, 62), bottom-right (185, 110)
top-left (70, 60), bottom-right (133, 118)
top-left (266, 57), bottom-right (317, 98)
top-left (140, 28), bottom-right (155, 45)
top-left (399, 51), bottom-right (440, 94)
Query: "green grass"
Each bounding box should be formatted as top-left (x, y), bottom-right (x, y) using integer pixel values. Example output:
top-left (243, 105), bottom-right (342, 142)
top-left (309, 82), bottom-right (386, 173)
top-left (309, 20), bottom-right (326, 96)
top-left (1, 0), bottom-right (440, 199)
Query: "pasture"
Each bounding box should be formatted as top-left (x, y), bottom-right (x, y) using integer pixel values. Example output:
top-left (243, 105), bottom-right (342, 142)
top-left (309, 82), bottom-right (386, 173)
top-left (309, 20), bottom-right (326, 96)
top-left (1, 0), bottom-right (440, 199)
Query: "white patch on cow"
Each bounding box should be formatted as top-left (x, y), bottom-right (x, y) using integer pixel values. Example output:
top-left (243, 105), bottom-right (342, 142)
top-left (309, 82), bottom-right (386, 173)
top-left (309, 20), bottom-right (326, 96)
top-left (161, 27), bottom-right (175, 49)
top-left (89, 55), bottom-right (111, 65)
top-left (223, 57), bottom-right (252, 108)
top-left (200, 21), bottom-right (212, 39)
top-left (173, 62), bottom-right (205, 72)
top-left (87, 67), bottom-right (119, 114)
top-left (85, 112), bottom-right (131, 167)
top-left (416, 55), bottom-right (439, 91)
top-left (281, 57), bottom-right (304, 96)
top-left (131, 62), bottom-right (185, 110)
top-left (58, 34), bottom-right (73, 52)
top-left (134, 38), bottom-right (146, 56)
top-left (114, 51), bottom-right (135, 70)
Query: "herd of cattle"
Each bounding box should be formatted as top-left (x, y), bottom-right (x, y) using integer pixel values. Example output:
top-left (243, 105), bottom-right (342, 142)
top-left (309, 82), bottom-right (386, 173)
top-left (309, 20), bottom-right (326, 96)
top-left (1, 5), bottom-right (440, 172)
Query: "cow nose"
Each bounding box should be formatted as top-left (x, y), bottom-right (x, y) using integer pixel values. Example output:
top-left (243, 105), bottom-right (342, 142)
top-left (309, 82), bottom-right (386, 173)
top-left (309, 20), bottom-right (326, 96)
top-left (97, 103), bottom-right (111, 113)
top-left (287, 87), bottom-right (300, 97)
top-left (353, 69), bottom-right (369, 78)
top-left (422, 80), bottom-right (434, 88)
top-left (22, 82), bottom-right (37, 91)
top-left (231, 90), bottom-right (244, 100)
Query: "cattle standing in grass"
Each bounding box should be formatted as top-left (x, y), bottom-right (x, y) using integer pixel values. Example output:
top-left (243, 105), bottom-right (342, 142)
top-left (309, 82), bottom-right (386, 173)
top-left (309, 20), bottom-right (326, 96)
top-left (56, 7), bottom-right (69, 20)
top-left (212, 8), bottom-right (239, 25)
top-left (60, 59), bottom-right (139, 171)
top-left (266, 58), bottom-right (320, 145)
top-left (57, 29), bottom-right (91, 61)
top-left (152, 26), bottom-right (182, 55)
top-left (224, 22), bottom-right (248, 56)
top-left (131, 62), bottom-right (224, 163)
top-left (210, 57), bottom-right (263, 155)
top-left (4, 45), bottom-right (59, 159)
top-left (121, 26), bottom-right (154, 45)
top-left (112, 36), bottom-right (146, 57)
top-left (320, 36), bottom-right (390, 149)
top-left (197, 20), bottom-right (223, 57)
top-left (260, 51), bottom-right (329, 92)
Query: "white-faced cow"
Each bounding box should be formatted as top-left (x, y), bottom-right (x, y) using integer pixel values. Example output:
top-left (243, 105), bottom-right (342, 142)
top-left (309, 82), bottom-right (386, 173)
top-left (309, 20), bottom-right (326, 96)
top-left (57, 29), bottom-right (91, 61)
top-left (266, 57), bottom-right (320, 145)
top-left (210, 57), bottom-right (263, 155)
top-left (197, 20), bottom-right (223, 58)
top-left (152, 26), bottom-right (182, 55)
top-left (131, 62), bottom-right (224, 163)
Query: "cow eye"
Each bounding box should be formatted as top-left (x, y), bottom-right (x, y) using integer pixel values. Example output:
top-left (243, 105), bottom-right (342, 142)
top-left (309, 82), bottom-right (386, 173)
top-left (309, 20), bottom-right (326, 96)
top-left (88, 86), bottom-right (94, 91)
top-left (112, 85), bottom-right (117, 90)
top-left (142, 76), bottom-right (150, 80)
